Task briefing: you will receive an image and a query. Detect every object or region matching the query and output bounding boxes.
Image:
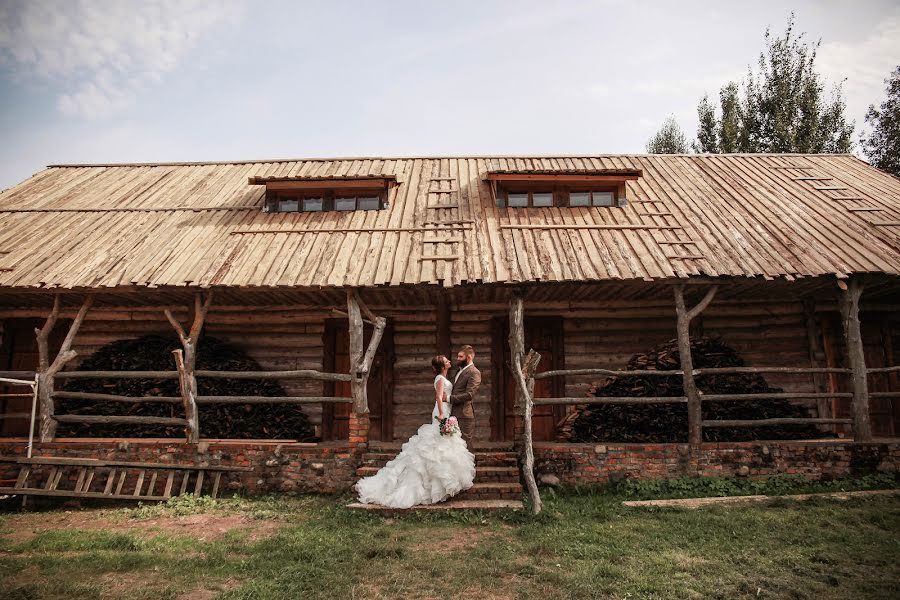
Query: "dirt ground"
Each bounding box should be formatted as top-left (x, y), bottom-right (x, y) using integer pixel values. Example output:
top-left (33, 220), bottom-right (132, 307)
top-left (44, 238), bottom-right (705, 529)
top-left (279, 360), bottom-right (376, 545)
top-left (0, 508), bottom-right (281, 544)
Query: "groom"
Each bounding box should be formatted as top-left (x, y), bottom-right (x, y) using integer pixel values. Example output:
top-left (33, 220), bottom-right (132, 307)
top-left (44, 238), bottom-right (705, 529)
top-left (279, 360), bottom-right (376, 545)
top-left (449, 345), bottom-right (481, 444)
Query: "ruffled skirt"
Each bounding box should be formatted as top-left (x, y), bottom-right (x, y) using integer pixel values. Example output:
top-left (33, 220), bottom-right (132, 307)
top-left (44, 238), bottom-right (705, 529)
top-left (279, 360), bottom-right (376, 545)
top-left (355, 422), bottom-right (476, 508)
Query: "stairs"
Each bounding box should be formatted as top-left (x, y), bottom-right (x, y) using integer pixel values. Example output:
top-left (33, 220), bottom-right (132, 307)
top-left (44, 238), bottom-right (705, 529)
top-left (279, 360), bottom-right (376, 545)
top-left (347, 442), bottom-right (524, 512)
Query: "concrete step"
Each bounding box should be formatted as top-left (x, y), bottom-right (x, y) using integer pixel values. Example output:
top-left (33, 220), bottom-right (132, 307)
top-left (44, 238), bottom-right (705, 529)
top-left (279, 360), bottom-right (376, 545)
top-left (346, 499), bottom-right (524, 513)
top-left (356, 465), bottom-right (519, 483)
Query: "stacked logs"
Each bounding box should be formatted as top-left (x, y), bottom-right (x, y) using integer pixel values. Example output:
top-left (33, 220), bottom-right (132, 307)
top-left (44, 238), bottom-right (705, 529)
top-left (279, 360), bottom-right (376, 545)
top-left (558, 337), bottom-right (835, 443)
top-left (56, 334), bottom-right (317, 441)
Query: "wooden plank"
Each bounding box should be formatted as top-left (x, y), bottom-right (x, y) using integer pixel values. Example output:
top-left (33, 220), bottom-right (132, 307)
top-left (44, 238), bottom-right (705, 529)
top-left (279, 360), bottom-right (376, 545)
top-left (83, 468), bottom-right (95, 493)
top-left (14, 466), bottom-right (31, 488)
top-left (146, 472), bottom-right (158, 497)
top-left (418, 255), bottom-right (460, 261)
top-left (197, 369), bottom-right (351, 382)
top-left (702, 418), bottom-right (852, 427)
top-left (211, 472), bottom-right (222, 499)
top-left (179, 471), bottom-right (191, 496)
top-left (533, 396), bottom-right (687, 405)
top-left (53, 415), bottom-right (188, 426)
top-left (163, 471), bottom-right (175, 498)
top-left (231, 226), bottom-right (472, 234)
top-left (700, 392), bottom-right (853, 401)
top-left (104, 468), bottom-right (117, 494)
top-left (193, 470), bottom-right (205, 496)
top-left (115, 470), bottom-right (127, 495)
top-left (52, 391), bottom-right (181, 404)
top-left (846, 207), bottom-right (883, 212)
top-left (74, 468), bottom-right (86, 493)
top-left (196, 395), bottom-right (352, 404)
top-left (0, 487), bottom-right (172, 501)
top-left (13, 457), bottom-right (250, 471)
top-left (44, 467), bottom-right (58, 490)
top-left (499, 224), bottom-right (681, 230)
top-left (871, 221), bottom-right (900, 226)
top-left (133, 470), bottom-right (145, 496)
top-left (486, 173), bottom-right (641, 182)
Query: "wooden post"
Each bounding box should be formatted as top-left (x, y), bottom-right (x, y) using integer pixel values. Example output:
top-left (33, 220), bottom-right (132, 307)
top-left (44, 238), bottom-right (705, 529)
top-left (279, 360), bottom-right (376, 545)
top-left (36, 296), bottom-right (93, 442)
top-left (673, 284), bottom-right (718, 446)
top-left (164, 292), bottom-right (213, 443)
top-left (511, 349), bottom-right (543, 515)
top-left (837, 278), bottom-right (872, 441)
top-left (508, 290), bottom-right (525, 412)
top-left (346, 290), bottom-right (387, 415)
top-left (436, 292), bottom-right (451, 357)
top-left (803, 300), bottom-right (831, 427)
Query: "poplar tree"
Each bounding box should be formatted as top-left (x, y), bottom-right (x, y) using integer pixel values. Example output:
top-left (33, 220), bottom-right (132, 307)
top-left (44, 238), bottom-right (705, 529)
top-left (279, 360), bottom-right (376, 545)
top-left (647, 116), bottom-right (689, 154)
top-left (692, 14), bottom-right (853, 154)
top-left (861, 66), bottom-right (900, 176)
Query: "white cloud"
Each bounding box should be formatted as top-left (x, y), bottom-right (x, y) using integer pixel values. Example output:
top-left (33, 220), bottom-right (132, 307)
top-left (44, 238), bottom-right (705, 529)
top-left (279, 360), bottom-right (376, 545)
top-left (0, 0), bottom-right (243, 119)
top-left (817, 16), bottom-right (900, 128)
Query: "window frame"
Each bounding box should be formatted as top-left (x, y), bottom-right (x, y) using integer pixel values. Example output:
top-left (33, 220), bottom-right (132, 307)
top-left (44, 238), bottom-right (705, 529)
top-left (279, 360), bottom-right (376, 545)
top-left (266, 187), bottom-right (388, 213)
top-left (494, 182), bottom-right (620, 209)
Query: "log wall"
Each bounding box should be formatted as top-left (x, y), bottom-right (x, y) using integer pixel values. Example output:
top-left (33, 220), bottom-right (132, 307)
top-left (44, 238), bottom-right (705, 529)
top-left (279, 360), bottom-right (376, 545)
top-left (1, 298), bottom-right (896, 442)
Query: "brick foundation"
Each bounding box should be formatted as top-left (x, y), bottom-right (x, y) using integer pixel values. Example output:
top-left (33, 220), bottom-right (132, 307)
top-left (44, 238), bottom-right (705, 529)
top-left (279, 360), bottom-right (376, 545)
top-left (533, 439), bottom-right (900, 485)
top-left (0, 439), bottom-right (357, 495)
top-left (2, 438), bottom-right (897, 497)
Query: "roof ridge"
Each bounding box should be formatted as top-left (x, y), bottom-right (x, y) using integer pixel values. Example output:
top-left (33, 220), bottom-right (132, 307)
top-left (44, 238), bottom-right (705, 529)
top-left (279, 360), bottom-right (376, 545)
top-left (45, 153), bottom-right (856, 169)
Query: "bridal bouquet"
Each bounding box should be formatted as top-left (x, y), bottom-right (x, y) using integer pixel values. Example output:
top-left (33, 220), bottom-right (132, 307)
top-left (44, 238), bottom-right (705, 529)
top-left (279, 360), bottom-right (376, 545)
top-left (438, 415), bottom-right (461, 436)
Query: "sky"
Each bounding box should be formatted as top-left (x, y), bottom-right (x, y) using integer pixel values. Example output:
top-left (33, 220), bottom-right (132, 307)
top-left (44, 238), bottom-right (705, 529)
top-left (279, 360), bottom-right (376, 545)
top-left (0, 0), bottom-right (898, 189)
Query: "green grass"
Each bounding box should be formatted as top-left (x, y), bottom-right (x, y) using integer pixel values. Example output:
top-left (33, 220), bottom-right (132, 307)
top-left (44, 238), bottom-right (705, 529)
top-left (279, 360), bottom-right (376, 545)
top-left (0, 479), bottom-right (898, 599)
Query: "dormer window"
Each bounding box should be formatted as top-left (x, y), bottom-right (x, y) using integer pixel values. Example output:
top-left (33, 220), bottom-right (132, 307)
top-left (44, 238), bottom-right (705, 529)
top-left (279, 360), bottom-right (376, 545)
top-left (248, 175), bottom-right (396, 213)
top-left (487, 170), bottom-right (641, 209)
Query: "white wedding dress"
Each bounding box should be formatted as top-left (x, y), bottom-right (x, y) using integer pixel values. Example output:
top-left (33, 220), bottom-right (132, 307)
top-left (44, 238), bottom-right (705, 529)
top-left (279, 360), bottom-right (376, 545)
top-left (355, 374), bottom-right (476, 508)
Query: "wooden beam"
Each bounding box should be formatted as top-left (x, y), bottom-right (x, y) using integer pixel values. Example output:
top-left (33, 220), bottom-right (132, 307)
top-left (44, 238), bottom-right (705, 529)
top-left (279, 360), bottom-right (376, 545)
top-left (702, 418), bottom-right (852, 427)
top-left (838, 277), bottom-right (872, 441)
top-left (435, 293), bottom-right (451, 357)
top-left (486, 173), bottom-right (641, 182)
top-left (673, 284), bottom-right (718, 446)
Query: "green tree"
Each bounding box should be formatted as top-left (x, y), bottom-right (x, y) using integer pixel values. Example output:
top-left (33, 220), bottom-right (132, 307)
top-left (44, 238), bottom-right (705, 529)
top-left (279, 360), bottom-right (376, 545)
top-left (692, 14), bottom-right (853, 153)
top-left (861, 65), bottom-right (900, 176)
top-left (647, 116), bottom-right (689, 154)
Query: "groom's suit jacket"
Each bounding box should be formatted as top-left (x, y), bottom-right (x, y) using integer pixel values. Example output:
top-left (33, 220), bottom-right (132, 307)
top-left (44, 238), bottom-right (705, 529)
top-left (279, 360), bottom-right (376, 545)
top-left (449, 364), bottom-right (481, 418)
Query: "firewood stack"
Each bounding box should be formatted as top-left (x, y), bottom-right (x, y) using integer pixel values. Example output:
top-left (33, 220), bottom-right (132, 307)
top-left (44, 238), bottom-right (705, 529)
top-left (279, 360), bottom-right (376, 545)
top-left (557, 337), bottom-right (834, 443)
top-left (56, 335), bottom-right (318, 441)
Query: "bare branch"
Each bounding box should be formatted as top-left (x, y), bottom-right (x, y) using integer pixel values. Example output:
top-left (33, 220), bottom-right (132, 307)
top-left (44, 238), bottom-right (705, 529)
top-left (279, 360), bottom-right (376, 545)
top-left (189, 291), bottom-right (214, 340)
top-left (164, 309), bottom-right (188, 344)
top-left (48, 297), bottom-right (93, 376)
top-left (35, 295), bottom-right (61, 371)
top-left (686, 285), bottom-right (718, 321)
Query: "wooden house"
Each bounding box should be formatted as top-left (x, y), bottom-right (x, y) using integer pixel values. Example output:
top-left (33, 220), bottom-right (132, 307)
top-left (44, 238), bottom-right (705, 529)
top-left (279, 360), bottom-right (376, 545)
top-left (0, 154), bottom-right (898, 504)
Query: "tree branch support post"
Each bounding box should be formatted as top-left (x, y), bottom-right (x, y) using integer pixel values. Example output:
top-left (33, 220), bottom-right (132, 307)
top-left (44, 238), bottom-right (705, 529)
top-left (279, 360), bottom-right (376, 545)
top-left (509, 290), bottom-right (544, 514)
top-left (346, 290), bottom-right (387, 453)
top-left (837, 278), bottom-right (872, 441)
top-left (164, 292), bottom-right (213, 443)
top-left (36, 296), bottom-right (93, 442)
top-left (673, 284), bottom-right (718, 446)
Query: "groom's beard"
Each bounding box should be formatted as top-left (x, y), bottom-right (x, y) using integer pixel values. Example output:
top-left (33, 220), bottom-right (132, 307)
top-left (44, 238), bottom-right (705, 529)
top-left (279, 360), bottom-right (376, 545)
top-left (457, 359), bottom-right (469, 368)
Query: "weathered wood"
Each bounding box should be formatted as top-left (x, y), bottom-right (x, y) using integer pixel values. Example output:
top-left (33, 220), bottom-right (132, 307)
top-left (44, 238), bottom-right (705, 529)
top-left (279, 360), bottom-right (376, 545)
top-left (55, 370), bottom-right (180, 379)
top-left (534, 368), bottom-right (684, 379)
top-left (165, 292), bottom-right (211, 443)
top-left (173, 350), bottom-right (199, 442)
top-left (702, 418), bottom-right (852, 427)
top-left (691, 366), bottom-right (853, 375)
top-left (51, 391), bottom-right (181, 404)
top-left (838, 278), bottom-right (872, 441)
top-left (38, 296), bottom-right (93, 441)
top-left (699, 392), bottom-right (853, 401)
top-left (53, 415), bottom-right (188, 426)
top-left (866, 365), bottom-right (900, 374)
top-left (436, 294), bottom-right (451, 357)
top-left (196, 396), bottom-right (352, 404)
top-left (673, 284), bottom-right (718, 446)
top-left (347, 290), bottom-right (366, 414)
top-left (533, 396), bottom-right (688, 405)
top-left (508, 291), bottom-right (543, 515)
top-left (196, 369), bottom-right (351, 381)
top-left (12, 457), bottom-right (251, 471)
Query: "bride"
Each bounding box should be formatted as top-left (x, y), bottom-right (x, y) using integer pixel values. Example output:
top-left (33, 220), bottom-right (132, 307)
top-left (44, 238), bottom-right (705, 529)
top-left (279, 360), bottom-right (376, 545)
top-left (355, 355), bottom-right (476, 508)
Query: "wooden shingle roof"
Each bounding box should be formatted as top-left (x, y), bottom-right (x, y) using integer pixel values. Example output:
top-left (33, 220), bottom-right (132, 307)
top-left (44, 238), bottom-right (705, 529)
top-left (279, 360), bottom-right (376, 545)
top-left (0, 154), bottom-right (898, 290)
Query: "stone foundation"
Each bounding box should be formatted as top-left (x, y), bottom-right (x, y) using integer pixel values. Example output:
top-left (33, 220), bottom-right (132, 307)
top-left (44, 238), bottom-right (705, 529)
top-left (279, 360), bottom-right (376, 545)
top-left (533, 439), bottom-right (900, 485)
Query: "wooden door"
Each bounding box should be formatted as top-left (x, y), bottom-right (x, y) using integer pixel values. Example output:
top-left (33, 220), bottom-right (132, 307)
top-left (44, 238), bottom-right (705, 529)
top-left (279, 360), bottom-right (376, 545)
top-left (493, 317), bottom-right (565, 442)
top-left (322, 320), bottom-right (394, 441)
top-left (0, 318), bottom-right (67, 437)
top-left (821, 313), bottom-right (898, 438)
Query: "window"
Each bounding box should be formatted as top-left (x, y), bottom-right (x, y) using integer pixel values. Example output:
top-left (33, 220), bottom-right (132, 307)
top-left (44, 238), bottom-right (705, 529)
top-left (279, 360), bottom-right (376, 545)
top-left (266, 188), bottom-right (388, 213)
top-left (494, 186), bottom-right (619, 208)
top-left (486, 171), bottom-right (640, 209)
top-left (253, 176), bottom-right (396, 213)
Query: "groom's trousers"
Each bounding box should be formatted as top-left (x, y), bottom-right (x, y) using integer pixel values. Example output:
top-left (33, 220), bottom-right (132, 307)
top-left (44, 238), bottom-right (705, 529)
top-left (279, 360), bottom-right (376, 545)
top-left (457, 403), bottom-right (475, 444)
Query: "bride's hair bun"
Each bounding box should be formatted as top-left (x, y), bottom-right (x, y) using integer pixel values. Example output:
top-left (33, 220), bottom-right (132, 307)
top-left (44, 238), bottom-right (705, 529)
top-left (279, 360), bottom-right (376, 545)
top-left (431, 355), bottom-right (446, 374)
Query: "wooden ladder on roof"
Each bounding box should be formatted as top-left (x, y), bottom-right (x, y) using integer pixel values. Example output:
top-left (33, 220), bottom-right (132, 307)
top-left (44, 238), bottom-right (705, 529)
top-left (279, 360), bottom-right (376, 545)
top-left (0, 457), bottom-right (251, 502)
